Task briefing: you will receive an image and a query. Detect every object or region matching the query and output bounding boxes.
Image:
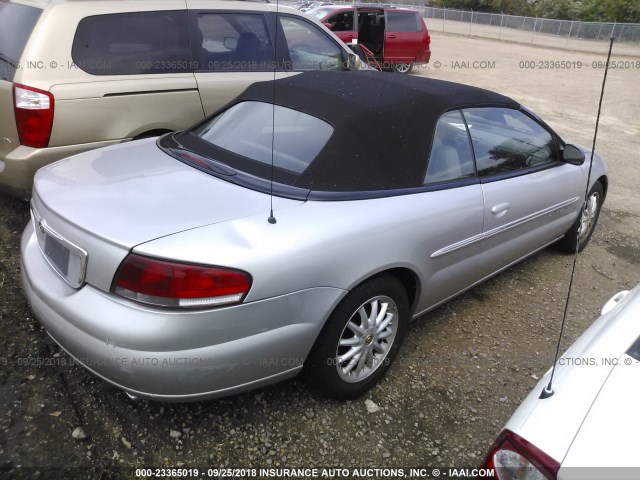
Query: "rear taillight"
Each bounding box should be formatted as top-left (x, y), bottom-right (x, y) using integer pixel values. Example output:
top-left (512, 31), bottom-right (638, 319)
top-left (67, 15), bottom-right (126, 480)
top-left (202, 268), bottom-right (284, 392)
top-left (481, 429), bottom-right (560, 480)
top-left (112, 253), bottom-right (252, 309)
top-left (13, 84), bottom-right (55, 148)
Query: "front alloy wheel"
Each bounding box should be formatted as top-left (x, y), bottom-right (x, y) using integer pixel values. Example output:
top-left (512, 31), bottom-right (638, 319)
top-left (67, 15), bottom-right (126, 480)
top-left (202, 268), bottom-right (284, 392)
top-left (305, 274), bottom-right (409, 399)
top-left (556, 181), bottom-right (603, 253)
top-left (578, 190), bottom-right (600, 243)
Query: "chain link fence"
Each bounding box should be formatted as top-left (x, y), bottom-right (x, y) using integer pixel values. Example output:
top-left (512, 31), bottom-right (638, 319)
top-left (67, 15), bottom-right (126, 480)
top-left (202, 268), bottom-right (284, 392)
top-left (423, 6), bottom-right (640, 54)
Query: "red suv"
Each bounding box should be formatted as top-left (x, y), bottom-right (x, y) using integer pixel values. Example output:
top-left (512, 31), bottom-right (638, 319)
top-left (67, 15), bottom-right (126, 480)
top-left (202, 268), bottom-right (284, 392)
top-left (310, 5), bottom-right (431, 73)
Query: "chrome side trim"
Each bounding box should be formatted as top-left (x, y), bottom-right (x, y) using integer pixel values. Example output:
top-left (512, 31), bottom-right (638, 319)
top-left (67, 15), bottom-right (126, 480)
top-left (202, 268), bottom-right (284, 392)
top-left (430, 232), bottom-right (485, 259)
top-left (430, 196), bottom-right (579, 259)
top-left (417, 235), bottom-right (565, 319)
top-left (483, 196), bottom-right (580, 240)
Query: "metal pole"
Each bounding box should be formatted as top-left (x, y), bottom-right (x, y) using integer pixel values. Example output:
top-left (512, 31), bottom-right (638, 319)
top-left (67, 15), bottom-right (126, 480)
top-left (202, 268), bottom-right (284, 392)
top-left (557, 20), bottom-right (562, 36)
top-left (469, 9), bottom-right (473, 35)
top-left (610, 21), bottom-right (616, 39)
top-left (443, 7), bottom-right (446, 33)
top-left (619, 24), bottom-right (626, 42)
top-left (566, 20), bottom-right (574, 48)
top-left (597, 23), bottom-right (604, 41)
top-left (576, 22), bottom-right (582, 41)
top-left (532, 16), bottom-right (537, 43)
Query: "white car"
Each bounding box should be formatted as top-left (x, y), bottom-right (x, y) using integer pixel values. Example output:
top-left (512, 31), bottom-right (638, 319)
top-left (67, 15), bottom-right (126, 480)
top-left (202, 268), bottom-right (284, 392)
top-left (481, 284), bottom-right (640, 480)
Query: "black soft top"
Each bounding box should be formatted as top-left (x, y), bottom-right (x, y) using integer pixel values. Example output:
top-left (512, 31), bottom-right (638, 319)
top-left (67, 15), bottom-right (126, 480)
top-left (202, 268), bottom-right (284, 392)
top-left (189, 71), bottom-right (520, 195)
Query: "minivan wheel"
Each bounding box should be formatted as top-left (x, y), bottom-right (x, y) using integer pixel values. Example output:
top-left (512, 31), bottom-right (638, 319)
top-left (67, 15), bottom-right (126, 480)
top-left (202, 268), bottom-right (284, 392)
top-left (556, 181), bottom-right (603, 253)
top-left (305, 275), bottom-right (409, 400)
top-left (392, 62), bottom-right (413, 74)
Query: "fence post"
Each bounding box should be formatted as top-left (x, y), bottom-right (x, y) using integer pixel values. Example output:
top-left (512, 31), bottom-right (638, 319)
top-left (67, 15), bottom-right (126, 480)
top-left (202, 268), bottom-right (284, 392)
top-left (443, 7), bottom-right (446, 33)
top-left (576, 22), bottom-right (582, 41)
top-left (499, 12), bottom-right (504, 40)
top-left (531, 16), bottom-right (537, 43)
top-left (597, 23), bottom-right (604, 41)
top-left (619, 24), bottom-right (626, 42)
top-left (566, 20), bottom-right (574, 47)
top-left (469, 9), bottom-right (473, 35)
top-left (557, 20), bottom-right (562, 36)
top-left (610, 21), bottom-right (616, 39)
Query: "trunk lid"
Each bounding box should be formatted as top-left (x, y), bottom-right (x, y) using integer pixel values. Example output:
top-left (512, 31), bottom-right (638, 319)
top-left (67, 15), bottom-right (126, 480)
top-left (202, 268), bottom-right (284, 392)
top-left (34, 138), bottom-right (303, 247)
top-left (32, 138), bottom-right (303, 292)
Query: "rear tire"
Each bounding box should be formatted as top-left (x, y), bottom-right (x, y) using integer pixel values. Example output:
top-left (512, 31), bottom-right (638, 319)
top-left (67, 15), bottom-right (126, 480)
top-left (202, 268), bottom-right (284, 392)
top-left (392, 62), bottom-right (413, 74)
top-left (556, 181), bottom-right (603, 253)
top-left (305, 275), bottom-right (409, 400)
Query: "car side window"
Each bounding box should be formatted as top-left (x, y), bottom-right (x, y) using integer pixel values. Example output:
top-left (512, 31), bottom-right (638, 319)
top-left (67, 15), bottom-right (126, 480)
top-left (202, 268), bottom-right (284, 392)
top-left (327, 11), bottom-right (355, 32)
top-left (194, 13), bottom-right (273, 71)
top-left (386, 11), bottom-right (422, 32)
top-left (462, 107), bottom-right (559, 177)
top-left (280, 16), bottom-right (344, 71)
top-left (424, 111), bottom-right (476, 185)
top-left (72, 11), bottom-right (191, 75)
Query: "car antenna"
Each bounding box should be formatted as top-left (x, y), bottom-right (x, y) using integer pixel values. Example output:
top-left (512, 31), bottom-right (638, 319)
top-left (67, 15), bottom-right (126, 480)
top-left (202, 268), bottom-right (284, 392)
top-left (267, 0), bottom-right (280, 225)
top-left (540, 37), bottom-right (615, 400)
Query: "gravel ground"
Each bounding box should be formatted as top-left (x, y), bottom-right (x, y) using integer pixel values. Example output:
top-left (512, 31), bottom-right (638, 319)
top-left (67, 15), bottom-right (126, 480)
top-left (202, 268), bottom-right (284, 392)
top-left (0, 32), bottom-right (639, 480)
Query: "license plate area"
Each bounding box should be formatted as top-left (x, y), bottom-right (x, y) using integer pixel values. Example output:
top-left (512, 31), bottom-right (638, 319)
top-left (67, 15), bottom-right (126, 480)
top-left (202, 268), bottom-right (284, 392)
top-left (32, 209), bottom-right (87, 288)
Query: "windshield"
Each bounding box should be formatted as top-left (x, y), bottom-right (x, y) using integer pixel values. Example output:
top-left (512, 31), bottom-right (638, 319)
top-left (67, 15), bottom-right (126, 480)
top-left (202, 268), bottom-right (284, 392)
top-left (184, 101), bottom-right (333, 184)
top-left (0, 3), bottom-right (42, 81)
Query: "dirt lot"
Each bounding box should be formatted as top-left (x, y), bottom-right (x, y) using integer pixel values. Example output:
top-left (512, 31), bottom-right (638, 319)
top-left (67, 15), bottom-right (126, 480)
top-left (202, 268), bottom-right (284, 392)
top-left (1, 32), bottom-right (639, 479)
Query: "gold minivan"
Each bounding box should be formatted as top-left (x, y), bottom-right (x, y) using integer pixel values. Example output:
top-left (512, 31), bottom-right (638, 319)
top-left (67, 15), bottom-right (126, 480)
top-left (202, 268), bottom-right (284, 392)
top-left (0, 0), bottom-right (362, 196)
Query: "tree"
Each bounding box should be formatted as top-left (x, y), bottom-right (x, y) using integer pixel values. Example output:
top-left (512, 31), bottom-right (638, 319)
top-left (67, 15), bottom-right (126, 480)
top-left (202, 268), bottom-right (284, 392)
top-left (535, 0), bottom-right (581, 20)
top-left (579, 0), bottom-right (640, 23)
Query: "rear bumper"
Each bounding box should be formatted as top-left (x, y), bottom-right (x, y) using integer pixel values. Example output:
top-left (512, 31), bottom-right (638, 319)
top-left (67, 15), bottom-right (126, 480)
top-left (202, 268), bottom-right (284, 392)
top-left (0, 139), bottom-right (122, 196)
top-left (21, 221), bottom-right (345, 401)
top-left (415, 48), bottom-right (431, 64)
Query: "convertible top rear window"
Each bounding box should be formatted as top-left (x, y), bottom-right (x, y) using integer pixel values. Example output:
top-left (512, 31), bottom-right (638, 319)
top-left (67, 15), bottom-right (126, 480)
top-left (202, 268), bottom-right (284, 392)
top-left (168, 71), bottom-right (521, 196)
top-left (190, 101), bottom-right (333, 181)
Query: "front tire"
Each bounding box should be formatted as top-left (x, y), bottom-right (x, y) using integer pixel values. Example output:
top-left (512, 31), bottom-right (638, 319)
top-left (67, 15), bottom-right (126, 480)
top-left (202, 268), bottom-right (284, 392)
top-left (305, 275), bottom-right (409, 400)
top-left (556, 181), bottom-right (603, 253)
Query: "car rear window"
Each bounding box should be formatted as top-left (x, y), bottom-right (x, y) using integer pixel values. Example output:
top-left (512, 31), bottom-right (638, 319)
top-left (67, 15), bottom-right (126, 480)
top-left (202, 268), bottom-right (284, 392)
top-left (72, 11), bottom-right (191, 75)
top-left (191, 101), bottom-right (333, 182)
top-left (386, 11), bottom-right (422, 32)
top-left (0, 2), bottom-right (42, 81)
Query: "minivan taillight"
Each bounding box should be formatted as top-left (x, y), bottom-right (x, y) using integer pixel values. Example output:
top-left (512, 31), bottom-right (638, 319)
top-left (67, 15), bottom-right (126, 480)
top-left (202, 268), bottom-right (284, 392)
top-left (481, 429), bottom-right (560, 480)
top-left (112, 254), bottom-right (252, 309)
top-left (13, 84), bottom-right (55, 148)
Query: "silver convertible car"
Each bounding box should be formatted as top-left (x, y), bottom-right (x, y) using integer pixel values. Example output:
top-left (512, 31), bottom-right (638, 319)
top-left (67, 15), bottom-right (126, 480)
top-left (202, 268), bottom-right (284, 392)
top-left (21, 71), bottom-right (607, 401)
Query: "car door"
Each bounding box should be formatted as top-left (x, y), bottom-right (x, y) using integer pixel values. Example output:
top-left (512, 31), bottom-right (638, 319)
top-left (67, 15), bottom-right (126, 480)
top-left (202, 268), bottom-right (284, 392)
top-left (324, 9), bottom-right (357, 45)
top-left (277, 14), bottom-right (348, 72)
top-left (463, 107), bottom-right (585, 275)
top-left (384, 10), bottom-right (424, 63)
top-left (416, 110), bottom-right (486, 312)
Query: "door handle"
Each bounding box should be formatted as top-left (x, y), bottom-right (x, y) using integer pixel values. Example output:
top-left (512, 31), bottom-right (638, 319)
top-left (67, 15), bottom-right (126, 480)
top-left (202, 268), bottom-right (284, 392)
top-left (491, 202), bottom-right (511, 217)
top-left (387, 34), bottom-right (397, 39)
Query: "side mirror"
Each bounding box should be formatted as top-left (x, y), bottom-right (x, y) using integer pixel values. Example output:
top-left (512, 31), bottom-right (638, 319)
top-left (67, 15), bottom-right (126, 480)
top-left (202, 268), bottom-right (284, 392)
top-left (562, 144), bottom-right (585, 165)
top-left (323, 22), bottom-right (333, 30)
